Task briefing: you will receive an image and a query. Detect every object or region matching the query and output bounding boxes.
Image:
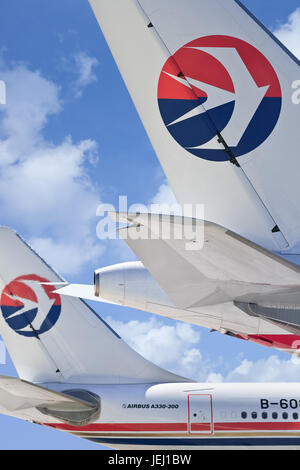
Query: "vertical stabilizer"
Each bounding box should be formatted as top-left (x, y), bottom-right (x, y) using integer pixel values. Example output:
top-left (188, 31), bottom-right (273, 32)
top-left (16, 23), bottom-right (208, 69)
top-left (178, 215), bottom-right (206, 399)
top-left (89, 0), bottom-right (300, 251)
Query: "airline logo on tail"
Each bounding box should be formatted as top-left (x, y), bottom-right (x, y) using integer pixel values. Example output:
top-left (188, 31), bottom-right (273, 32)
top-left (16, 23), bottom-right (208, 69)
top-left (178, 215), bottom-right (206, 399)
top-left (0, 275), bottom-right (61, 337)
top-left (158, 35), bottom-right (282, 162)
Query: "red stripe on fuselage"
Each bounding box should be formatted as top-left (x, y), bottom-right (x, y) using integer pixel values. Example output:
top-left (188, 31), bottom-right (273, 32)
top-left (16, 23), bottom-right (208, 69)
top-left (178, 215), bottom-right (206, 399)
top-left (46, 421), bottom-right (300, 433)
top-left (46, 422), bottom-right (188, 432)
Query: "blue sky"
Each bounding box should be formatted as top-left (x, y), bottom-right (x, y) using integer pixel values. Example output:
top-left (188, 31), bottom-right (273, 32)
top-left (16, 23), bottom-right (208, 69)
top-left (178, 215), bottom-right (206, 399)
top-left (0, 0), bottom-right (299, 450)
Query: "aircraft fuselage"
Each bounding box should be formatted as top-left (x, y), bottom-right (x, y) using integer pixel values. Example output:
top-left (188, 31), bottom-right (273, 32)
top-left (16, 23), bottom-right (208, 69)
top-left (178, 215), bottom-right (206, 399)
top-left (45, 382), bottom-right (300, 449)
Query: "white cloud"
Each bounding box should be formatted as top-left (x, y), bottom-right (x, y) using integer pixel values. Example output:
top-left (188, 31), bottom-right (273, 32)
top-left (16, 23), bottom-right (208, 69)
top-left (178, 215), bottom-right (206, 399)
top-left (105, 316), bottom-right (200, 366)
top-left (206, 372), bottom-right (223, 383)
top-left (105, 316), bottom-right (300, 383)
top-left (0, 138), bottom-right (97, 223)
top-left (151, 181), bottom-right (179, 208)
top-left (149, 181), bottom-right (183, 215)
top-left (105, 316), bottom-right (222, 381)
top-left (30, 235), bottom-right (104, 277)
top-left (149, 179), bottom-right (204, 220)
top-left (0, 65), bottom-right (62, 165)
top-left (108, 316), bottom-right (191, 354)
top-left (274, 8), bottom-right (300, 59)
top-left (73, 52), bottom-right (99, 97)
top-left (223, 355), bottom-right (300, 383)
top-left (0, 62), bottom-right (102, 275)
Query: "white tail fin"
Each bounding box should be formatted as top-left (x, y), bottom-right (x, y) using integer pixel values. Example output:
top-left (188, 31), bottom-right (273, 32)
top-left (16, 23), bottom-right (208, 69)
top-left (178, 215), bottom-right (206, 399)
top-left (0, 227), bottom-right (187, 384)
top-left (89, 0), bottom-right (300, 251)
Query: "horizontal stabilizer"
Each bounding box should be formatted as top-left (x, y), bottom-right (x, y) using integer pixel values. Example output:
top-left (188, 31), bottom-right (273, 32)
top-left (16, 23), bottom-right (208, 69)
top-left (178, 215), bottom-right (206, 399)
top-left (0, 375), bottom-right (100, 426)
top-left (55, 283), bottom-right (118, 305)
top-left (109, 212), bottom-right (300, 310)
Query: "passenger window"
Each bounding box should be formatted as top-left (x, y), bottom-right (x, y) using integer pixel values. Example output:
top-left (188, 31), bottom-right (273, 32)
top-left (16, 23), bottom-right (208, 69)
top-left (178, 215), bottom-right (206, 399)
top-left (251, 412), bottom-right (257, 419)
top-left (282, 412), bottom-right (288, 420)
top-left (262, 412), bottom-right (268, 419)
top-left (272, 412), bottom-right (278, 419)
top-left (293, 413), bottom-right (298, 420)
top-left (241, 412), bottom-right (247, 419)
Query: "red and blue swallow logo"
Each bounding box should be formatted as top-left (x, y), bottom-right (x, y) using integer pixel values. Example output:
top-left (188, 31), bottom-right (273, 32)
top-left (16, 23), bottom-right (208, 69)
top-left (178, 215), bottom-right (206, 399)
top-left (0, 274), bottom-right (61, 337)
top-left (158, 35), bottom-right (282, 162)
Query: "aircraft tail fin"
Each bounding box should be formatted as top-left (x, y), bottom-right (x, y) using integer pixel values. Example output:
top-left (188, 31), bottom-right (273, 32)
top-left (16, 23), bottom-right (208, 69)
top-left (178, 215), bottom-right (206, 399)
top-left (89, 0), bottom-right (300, 251)
top-left (0, 227), bottom-right (188, 384)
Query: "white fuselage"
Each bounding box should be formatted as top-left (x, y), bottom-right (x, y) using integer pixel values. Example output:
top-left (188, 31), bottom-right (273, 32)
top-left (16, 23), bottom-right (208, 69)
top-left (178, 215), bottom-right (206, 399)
top-left (44, 381), bottom-right (300, 450)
